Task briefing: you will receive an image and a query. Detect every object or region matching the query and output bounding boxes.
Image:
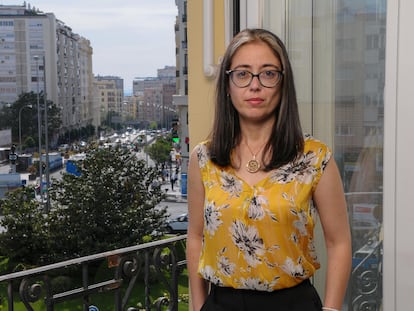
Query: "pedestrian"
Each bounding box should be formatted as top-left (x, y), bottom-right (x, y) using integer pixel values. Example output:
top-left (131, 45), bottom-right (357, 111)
top-left (187, 28), bottom-right (351, 311)
top-left (170, 171), bottom-right (177, 191)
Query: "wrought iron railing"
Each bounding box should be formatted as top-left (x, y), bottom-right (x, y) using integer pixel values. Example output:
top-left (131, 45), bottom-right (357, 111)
top-left (349, 238), bottom-right (382, 311)
top-left (0, 235), bottom-right (187, 311)
top-left (345, 191), bottom-right (383, 311)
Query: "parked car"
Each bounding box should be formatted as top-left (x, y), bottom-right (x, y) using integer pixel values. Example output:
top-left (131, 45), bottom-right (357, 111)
top-left (166, 213), bottom-right (188, 234)
top-left (58, 144), bottom-right (69, 152)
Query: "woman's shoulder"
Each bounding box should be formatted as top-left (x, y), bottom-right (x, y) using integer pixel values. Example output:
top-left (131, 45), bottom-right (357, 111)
top-left (190, 140), bottom-right (211, 168)
top-left (303, 134), bottom-right (331, 152)
top-left (192, 140), bottom-right (210, 154)
top-left (302, 134), bottom-right (332, 167)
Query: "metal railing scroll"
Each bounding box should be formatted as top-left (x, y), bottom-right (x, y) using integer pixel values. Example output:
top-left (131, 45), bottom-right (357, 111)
top-left (0, 235), bottom-right (187, 311)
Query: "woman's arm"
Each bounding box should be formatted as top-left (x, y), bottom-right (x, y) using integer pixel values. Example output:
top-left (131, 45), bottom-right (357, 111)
top-left (313, 159), bottom-right (352, 310)
top-left (186, 148), bottom-right (209, 311)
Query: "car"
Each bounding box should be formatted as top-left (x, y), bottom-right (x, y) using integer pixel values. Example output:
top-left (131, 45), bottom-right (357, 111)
top-left (165, 213), bottom-right (188, 234)
top-left (58, 144), bottom-right (69, 152)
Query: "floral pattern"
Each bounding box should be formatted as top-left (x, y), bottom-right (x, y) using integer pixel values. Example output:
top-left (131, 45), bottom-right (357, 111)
top-left (230, 220), bottom-right (265, 267)
top-left (196, 136), bottom-right (331, 291)
top-left (247, 194), bottom-right (268, 220)
top-left (220, 170), bottom-right (243, 198)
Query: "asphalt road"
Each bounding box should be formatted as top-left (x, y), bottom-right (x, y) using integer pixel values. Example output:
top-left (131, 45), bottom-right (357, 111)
top-left (158, 200), bottom-right (188, 219)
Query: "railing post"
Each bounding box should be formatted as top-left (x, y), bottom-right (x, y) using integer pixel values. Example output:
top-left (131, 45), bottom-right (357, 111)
top-left (7, 281), bottom-right (14, 311)
top-left (144, 250), bottom-right (151, 311)
top-left (44, 274), bottom-right (54, 311)
top-left (82, 263), bottom-right (89, 311)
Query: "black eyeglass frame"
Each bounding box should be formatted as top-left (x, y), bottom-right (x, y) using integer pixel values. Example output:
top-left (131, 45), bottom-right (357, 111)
top-left (225, 69), bottom-right (284, 88)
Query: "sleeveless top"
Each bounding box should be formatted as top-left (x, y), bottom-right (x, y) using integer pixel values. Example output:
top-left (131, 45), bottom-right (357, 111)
top-left (195, 135), bottom-right (331, 291)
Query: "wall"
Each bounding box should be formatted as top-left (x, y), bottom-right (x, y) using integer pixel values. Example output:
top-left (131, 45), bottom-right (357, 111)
top-left (187, 0), bottom-right (225, 149)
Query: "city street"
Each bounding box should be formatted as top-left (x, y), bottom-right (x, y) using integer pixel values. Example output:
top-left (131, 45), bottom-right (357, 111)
top-left (158, 200), bottom-right (187, 219)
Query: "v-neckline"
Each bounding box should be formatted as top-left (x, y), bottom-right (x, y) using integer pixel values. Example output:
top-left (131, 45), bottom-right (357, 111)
top-left (228, 166), bottom-right (272, 189)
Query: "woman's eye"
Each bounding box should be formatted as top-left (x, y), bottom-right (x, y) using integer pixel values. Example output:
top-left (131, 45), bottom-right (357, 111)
top-left (263, 71), bottom-right (276, 78)
top-left (236, 71), bottom-right (248, 78)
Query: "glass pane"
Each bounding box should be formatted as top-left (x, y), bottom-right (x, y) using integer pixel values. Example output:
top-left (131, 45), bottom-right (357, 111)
top-left (334, 1), bottom-right (386, 310)
top-left (265, 0), bottom-right (386, 309)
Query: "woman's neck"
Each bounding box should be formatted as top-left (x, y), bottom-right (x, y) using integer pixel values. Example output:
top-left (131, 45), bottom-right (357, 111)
top-left (239, 121), bottom-right (273, 148)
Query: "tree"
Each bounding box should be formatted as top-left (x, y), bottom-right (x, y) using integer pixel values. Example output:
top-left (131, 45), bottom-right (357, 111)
top-left (0, 146), bottom-right (169, 271)
top-left (24, 136), bottom-right (36, 149)
top-left (0, 92), bottom-right (61, 148)
top-left (149, 121), bottom-right (158, 130)
top-left (47, 146), bottom-right (168, 261)
top-left (146, 136), bottom-right (172, 166)
top-left (0, 186), bottom-right (50, 270)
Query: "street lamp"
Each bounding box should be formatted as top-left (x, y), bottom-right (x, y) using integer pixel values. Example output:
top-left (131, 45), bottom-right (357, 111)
top-left (34, 55), bottom-right (43, 204)
top-left (42, 55), bottom-right (50, 213)
top-left (18, 104), bottom-right (33, 154)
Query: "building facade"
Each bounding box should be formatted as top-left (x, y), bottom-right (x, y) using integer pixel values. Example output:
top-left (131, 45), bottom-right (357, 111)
top-left (94, 75), bottom-right (124, 127)
top-left (0, 3), bottom-right (95, 136)
top-left (132, 67), bottom-right (176, 129)
top-left (187, 0), bottom-right (413, 310)
top-left (173, 0), bottom-right (189, 173)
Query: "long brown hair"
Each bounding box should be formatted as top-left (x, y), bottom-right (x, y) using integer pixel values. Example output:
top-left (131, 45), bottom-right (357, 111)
top-left (208, 28), bottom-right (304, 171)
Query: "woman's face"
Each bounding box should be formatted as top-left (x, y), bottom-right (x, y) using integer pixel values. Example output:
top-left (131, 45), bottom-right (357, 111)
top-left (228, 40), bottom-right (283, 125)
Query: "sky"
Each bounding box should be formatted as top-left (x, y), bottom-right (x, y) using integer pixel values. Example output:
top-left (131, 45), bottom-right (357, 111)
top-left (3, 0), bottom-right (178, 93)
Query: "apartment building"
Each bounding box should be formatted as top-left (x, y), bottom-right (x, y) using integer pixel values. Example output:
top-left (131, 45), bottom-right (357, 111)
top-left (0, 3), bottom-right (95, 136)
top-left (187, 1), bottom-right (413, 310)
top-left (132, 67), bottom-right (176, 129)
top-left (94, 75), bottom-right (124, 127)
top-left (173, 0), bottom-right (189, 172)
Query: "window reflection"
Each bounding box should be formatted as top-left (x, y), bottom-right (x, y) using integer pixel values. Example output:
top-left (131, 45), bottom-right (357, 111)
top-left (264, 0), bottom-right (386, 309)
top-left (334, 1), bottom-right (386, 310)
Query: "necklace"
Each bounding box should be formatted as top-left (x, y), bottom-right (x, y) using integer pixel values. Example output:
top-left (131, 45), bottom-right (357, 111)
top-left (244, 141), bottom-right (266, 173)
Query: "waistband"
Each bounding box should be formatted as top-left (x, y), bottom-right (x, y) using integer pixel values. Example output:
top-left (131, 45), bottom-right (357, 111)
top-left (211, 278), bottom-right (312, 295)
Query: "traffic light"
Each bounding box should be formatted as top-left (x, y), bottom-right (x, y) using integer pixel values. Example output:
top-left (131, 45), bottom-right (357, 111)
top-left (172, 130), bottom-right (180, 143)
top-left (171, 120), bottom-right (179, 143)
top-left (9, 144), bottom-right (17, 164)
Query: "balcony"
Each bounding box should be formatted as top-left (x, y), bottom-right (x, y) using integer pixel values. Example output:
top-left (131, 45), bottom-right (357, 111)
top-left (0, 235), bottom-right (187, 311)
top-left (181, 41), bottom-right (187, 50)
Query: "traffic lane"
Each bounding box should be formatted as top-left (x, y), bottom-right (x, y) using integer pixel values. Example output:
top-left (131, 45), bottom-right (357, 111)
top-left (157, 200), bottom-right (188, 219)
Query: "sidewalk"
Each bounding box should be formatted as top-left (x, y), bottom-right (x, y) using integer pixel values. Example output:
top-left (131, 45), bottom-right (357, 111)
top-left (160, 176), bottom-right (187, 203)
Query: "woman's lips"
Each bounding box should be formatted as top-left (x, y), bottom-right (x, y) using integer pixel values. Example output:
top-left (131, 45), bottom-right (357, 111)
top-left (246, 98), bottom-right (264, 105)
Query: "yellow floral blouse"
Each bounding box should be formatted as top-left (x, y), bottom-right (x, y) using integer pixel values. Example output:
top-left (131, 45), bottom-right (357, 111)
top-left (196, 135), bottom-right (331, 291)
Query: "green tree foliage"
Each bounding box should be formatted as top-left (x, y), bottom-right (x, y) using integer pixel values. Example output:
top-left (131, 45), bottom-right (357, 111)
top-left (24, 136), bottom-right (36, 149)
top-left (0, 186), bottom-right (50, 270)
top-left (149, 121), bottom-right (158, 130)
top-left (0, 147), bottom-right (168, 271)
top-left (0, 92), bottom-right (61, 148)
top-left (146, 136), bottom-right (172, 166)
top-left (47, 146), bottom-right (168, 261)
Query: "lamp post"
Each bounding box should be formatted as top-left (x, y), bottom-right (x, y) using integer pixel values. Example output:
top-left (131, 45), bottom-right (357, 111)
top-left (34, 55), bottom-right (43, 204)
top-left (18, 104), bottom-right (33, 154)
top-left (42, 55), bottom-right (50, 212)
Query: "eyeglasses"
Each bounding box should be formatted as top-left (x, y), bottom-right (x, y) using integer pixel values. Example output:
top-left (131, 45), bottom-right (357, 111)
top-left (226, 69), bottom-right (283, 88)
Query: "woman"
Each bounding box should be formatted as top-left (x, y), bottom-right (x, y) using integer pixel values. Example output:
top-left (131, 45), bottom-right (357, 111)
top-left (187, 28), bottom-right (351, 311)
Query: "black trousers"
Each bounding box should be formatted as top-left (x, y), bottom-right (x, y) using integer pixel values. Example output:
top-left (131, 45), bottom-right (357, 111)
top-left (200, 279), bottom-right (323, 311)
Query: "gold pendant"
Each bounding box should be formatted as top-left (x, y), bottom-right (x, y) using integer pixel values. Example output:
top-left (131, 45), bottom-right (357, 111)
top-left (246, 159), bottom-right (260, 173)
